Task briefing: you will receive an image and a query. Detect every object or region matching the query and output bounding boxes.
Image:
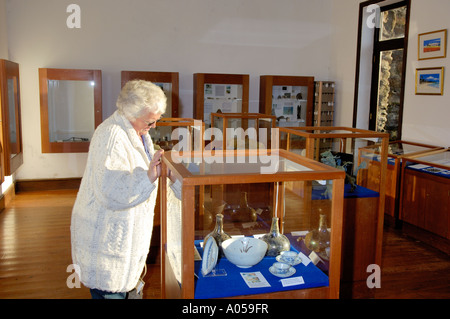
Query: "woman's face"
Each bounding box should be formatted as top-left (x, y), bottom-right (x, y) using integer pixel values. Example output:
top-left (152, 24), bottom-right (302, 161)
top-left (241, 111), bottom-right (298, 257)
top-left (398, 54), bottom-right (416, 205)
top-left (131, 111), bottom-right (162, 136)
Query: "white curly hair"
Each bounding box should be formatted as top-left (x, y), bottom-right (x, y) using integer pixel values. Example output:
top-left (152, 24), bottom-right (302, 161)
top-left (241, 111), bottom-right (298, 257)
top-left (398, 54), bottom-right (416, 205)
top-left (116, 80), bottom-right (167, 121)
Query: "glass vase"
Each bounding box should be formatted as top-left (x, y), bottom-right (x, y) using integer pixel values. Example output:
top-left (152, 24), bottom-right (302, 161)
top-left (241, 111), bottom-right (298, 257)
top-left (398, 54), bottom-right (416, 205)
top-left (203, 213), bottom-right (231, 257)
top-left (261, 217), bottom-right (290, 256)
top-left (304, 214), bottom-right (330, 259)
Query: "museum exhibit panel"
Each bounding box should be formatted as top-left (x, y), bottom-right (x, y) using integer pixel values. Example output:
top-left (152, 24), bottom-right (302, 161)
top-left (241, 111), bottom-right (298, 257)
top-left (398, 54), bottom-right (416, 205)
top-left (399, 148), bottom-right (450, 254)
top-left (160, 149), bottom-right (345, 299)
top-left (277, 126), bottom-right (389, 297)
top-left (259, 75), bottom-right (315, 127)
top-left (121, 71), bottom-right (179, 118)
top-left (193, 73), bottom-right (249, 131)
top-left (210, 112), bottom-right (276, 151)
top-left (38, 68), bottom-right (102, 153)
top-left (358, 140), bottom-right (443, 224)
top-left (0, 59), bottom-right (24, 181)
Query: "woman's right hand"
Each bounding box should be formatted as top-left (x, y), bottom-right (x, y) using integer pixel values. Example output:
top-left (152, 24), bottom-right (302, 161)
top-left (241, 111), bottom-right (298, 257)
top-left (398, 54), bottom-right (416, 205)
top-left (148, 149), bottom-right (164, 183)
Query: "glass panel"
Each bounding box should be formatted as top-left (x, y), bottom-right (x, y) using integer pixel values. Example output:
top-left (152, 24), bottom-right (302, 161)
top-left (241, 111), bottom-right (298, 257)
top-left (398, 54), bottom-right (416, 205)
top-left (203, 84), bottom-right (243, 126)
top-left (154, 82), bottom-right (172, 117)
top-left (283, 179), bottom-right (333, 277)
top-left (166, 176), bottom-right (183, 285)
top-left (272, 85), bottom-right (308, 127)
top-left (7, 78), bottom-right (19, 157)
top-left (379, 6), bottom-right (407, 41)
top-left (47, 80), bottom-right (95, 142)
top-left (413, 151), bottom-right (450, 167)
top-left (387, 142), bottom-right (435, 156)
top-left (184, 156), bottom-right (312, 176)
top-left (376, 49), bottom-right (404, 140)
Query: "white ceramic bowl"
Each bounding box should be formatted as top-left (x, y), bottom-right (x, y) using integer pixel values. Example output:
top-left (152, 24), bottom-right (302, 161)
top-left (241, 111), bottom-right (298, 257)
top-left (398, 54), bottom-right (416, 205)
top-left (222, 237), bottom-right (268, 268)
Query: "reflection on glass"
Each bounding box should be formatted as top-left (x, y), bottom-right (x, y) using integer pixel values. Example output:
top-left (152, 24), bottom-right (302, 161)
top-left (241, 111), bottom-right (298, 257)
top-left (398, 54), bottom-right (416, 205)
top-left (203, 84), bottom-right (243, 126)
top-left (47, 80), bottom-right (95, 142)
top-left (376, 49), bottom-right (404, 140)
top-left (7, 78), bottom-right (18, 157)
top-left (272, 85), bottom-right (308, 127)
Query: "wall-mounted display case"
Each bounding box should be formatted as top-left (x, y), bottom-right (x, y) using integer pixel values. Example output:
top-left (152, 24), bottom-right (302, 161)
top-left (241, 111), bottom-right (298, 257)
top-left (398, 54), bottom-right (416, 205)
top-left (259, 75), bottom-right (315, 127)
top-left (39, 68), bottom-right (102, 153)
top-left (399, 148), bottom-right (450, 254)
top-left (358, 140), bottom-right (443, 223)
top-left (160, 149), bottom-right (345, 299)
top-left (0, 59), bottom-right (23, 179)
top-left (121, 71), bottom-right (179, 118)
top-left (193, 73), bottom-right (249, 128)
top-left (210, 112), bottom-right (276, 151)
top-left (277, 126), bottom-right (389, 297)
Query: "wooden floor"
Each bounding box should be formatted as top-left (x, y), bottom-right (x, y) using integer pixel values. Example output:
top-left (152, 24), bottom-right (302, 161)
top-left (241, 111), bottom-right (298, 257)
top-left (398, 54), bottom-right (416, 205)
top-left (0, 189), bottom-right (449, 299)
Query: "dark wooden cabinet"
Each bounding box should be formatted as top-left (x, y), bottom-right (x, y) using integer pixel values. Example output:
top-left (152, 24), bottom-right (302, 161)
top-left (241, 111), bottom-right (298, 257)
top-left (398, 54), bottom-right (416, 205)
top-left (399, 149), bottom-right (450, 254)
top-left (401, 167), bottom-right (449, 239)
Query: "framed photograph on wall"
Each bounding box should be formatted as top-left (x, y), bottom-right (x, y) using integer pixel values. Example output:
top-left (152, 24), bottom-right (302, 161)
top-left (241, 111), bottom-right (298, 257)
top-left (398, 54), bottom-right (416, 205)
top-left (415, 67), bottom-right (444, 95)
top-left (418, 29), bottom-right (447, 60)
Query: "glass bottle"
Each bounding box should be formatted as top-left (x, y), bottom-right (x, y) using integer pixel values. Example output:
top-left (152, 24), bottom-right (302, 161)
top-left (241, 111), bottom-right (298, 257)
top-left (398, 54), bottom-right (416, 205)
top-left (261, 217), bottom-right (290, 256)
top-left (203, 213), bottom-right (231, 257)
top-left (304, 214), bottom-right (330, 259)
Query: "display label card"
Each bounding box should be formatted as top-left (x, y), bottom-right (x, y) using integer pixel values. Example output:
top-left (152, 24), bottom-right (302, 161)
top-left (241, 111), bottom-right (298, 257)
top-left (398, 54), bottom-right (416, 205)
top-left (240, 272), bottom-right (271, 288)
top-left (281, 276), bottom-right (305, 287)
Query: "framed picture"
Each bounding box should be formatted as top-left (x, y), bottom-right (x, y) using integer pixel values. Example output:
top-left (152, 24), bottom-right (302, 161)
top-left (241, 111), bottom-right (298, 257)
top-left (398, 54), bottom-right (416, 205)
top-left (418, 29), bottom-right (447, 60)
top-left (415, 67), bottom-right (444, 95)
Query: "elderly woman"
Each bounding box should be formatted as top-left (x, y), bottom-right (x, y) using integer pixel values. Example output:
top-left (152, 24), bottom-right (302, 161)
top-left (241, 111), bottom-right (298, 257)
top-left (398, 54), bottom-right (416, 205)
top-left (71, 80), bottom-right (180, 299)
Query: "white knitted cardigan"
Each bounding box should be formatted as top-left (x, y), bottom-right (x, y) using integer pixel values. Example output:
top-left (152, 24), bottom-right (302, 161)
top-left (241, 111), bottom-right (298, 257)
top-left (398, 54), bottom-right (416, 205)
top-left (71, 110), bottom-right (179, 293)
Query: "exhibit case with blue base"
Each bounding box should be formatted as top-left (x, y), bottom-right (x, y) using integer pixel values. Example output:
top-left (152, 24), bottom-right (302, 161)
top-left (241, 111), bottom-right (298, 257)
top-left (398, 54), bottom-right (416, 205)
top-left (160, 149), bottom-right (345, 299)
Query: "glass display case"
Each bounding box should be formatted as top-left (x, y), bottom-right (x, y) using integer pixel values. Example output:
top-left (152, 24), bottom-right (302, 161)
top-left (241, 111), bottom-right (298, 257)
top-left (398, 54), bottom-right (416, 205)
top-left (399, 149), bottom-right (450, 253)
top-left (150, 118), bottom-right (204, 152)
top-left (210, 112), bottom-right (276, 151)
top-left (121, 71), bottom-right (179, 118)
top-left (193, 73), bottom-right (249, 129)
top-left (160, 149), bottom-right (345, 299)
top-left (259, 75), bottom-right (315, 127)
top-left (277, 126), bottom-right (389, 296)
top-left (359, 140), bottom-right (443, 222)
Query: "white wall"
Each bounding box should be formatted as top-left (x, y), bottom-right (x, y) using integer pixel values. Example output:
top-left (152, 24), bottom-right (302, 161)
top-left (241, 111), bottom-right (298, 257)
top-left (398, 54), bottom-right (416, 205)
top-left (5, 0), bottom-right (337, 180)
top-left (2, 0), bottom-right (449, 181)
top-left (402, 0), bottom-right (450, 147)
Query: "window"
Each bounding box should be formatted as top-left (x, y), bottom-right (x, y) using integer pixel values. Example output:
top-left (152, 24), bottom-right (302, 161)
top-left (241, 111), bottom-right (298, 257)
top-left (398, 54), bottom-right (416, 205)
top-left (353, 0), bottom-right (410, 141)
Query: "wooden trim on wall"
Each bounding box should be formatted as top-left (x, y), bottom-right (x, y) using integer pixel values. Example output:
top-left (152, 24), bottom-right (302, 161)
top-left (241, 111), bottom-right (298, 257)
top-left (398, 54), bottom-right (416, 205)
top-left (15, 178), bottom-right (82, 193)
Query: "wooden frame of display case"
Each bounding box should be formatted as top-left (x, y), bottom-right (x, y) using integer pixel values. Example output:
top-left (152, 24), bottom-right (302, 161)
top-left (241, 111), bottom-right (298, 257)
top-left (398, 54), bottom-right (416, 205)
top-left (121, 71), bottom-right (179, 118)
top-left (210, 112), bottom-right (276, 151)
top-left (0, 59), bottom-right (23, 179)
top-left (160, 149), bottom-right (345, 299)
top-left (399, 148), bottom-right (450, 254)
top-left (278, 126), bottom-right (389, 297)
top-left (39, 68), bottom-right (102, 153)
top-left (358, 140), bottom-right (443, 224)
top-left (193, 73), bottom-right (249, 122)
top-left (259, 75), bottom-right (315, 127)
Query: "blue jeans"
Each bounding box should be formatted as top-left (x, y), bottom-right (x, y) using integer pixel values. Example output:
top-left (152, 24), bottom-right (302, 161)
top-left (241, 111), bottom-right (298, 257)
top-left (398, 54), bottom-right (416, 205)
top-left (90, 288), bottom-right (127, 299)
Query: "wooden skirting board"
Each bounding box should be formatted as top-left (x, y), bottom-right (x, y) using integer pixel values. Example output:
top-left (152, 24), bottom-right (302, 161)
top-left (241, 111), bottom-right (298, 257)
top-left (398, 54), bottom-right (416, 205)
top-left (15, 178), bottom-right (82, 193)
